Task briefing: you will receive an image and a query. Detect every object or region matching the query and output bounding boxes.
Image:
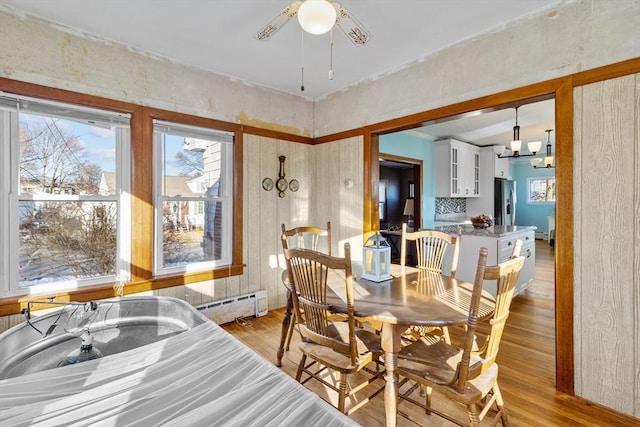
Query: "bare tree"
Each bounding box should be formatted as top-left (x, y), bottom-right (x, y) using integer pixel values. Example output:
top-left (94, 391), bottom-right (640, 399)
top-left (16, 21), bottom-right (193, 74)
top-left (19, 117), bottom-right (114, 284)
top-left (175, 150), bottom-right (204, 176)
top-left (20, 118), bottom-right (102, 193)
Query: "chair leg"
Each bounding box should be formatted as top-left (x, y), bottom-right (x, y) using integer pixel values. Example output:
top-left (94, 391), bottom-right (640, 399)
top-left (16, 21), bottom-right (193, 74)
top-left (337, 372), bottom-right (347, 414)
top-left (296, 354), bottom-right (307, 382)
top-left (467, 402), bottom-right (481, 427)
top-left (442, 326), bottom-right (451, 344)
top-left (284, 313), bottom-right (296, 351)
top-left (424, 386), bottom-right (432, 415)
top-left (276, 290), bottom-right (294, 367)
top-left (492, 383), bottom-right (510, 426)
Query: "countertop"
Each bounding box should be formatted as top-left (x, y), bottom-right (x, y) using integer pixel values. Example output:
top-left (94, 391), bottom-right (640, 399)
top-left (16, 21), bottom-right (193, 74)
top-left (423, 224), bottom-right (537, 238)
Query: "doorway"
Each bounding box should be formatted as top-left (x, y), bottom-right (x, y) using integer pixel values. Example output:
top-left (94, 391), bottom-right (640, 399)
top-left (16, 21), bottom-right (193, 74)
top-left (366, 94), bottom-right (565, 390)
top-left (378, 154), bottom-right (422, 232)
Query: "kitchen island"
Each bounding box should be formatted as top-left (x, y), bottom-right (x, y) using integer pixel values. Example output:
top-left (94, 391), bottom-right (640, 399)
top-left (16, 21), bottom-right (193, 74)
top-left (424, 224), bottom-right (537, 296)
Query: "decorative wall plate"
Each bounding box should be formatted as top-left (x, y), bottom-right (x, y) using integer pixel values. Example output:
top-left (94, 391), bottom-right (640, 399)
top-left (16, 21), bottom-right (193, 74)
top-left (289, 179), bottom-right (299, 192)
top-left (262, 177), bottom-right (274, 191)
top-left (276, 177), bottom-right (288, 192)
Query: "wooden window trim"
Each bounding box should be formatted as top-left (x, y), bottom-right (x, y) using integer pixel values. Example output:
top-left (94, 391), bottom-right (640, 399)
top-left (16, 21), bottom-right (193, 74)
top-left (0, 78), bottom-right (245, 316)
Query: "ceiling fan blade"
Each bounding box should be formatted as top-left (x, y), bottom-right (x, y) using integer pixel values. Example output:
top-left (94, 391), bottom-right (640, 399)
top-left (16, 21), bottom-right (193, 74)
top-left (332, 2), bottom-right (372, 46)
top-left (254, 1), bottom-right (302, 41)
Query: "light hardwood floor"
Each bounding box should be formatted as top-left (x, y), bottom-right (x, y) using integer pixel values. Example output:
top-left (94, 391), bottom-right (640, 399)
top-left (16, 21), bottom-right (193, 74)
top-left (223, 240), bottom-right (636, 426)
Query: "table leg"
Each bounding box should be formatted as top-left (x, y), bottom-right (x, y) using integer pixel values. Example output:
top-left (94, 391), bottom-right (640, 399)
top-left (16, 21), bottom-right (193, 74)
top-left (381, 323), bottom-right (405, 427)
top-left (276, 289), bottom-right (294, 367)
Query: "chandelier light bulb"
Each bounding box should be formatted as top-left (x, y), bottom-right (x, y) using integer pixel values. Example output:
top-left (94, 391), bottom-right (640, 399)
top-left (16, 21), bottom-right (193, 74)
top-left (297, 0), bottom-right (337, 35)
top-left (527, 140), bottom-right (541, 154)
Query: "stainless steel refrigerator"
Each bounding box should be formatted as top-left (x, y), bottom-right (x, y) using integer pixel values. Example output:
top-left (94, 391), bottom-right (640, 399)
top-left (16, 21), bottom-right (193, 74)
top-left (494, 179), bottom-right (516, 226)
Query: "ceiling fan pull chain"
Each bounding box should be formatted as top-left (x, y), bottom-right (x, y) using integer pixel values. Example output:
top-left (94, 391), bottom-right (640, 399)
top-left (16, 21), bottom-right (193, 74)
top-left (300, 30), bottom-right (305, 91)
top-left (328, 28), bottom-right (335, 80)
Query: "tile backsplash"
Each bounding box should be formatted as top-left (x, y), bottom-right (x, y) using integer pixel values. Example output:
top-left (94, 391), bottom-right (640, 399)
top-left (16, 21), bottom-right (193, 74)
top-left (435, 198), bottom-right (466, 217)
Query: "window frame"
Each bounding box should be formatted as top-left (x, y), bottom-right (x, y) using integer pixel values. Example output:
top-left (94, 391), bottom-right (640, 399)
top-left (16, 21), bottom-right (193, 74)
top-left (152, 120), bottom-right (235, 276)
top-left (526, 176), bottom-right (556, 204)
top-left (0, 94), bottom-right (131, 298)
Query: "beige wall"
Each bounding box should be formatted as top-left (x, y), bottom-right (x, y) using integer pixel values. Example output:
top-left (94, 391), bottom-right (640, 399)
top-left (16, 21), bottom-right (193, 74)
top-left (315, 0), bottom-right (640, 137)
top-left (573, 73), bottom-right (640, 417)
top-left (0, 9), bottom-right (314, 137)
top-left (240, 135), bottom-right (365, 311)
top-left (1, 0), bottom-right (640, 419)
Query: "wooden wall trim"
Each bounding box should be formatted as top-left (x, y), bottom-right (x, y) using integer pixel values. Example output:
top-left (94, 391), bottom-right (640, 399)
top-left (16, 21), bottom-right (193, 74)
top-left (554, 77), bottom-right (575, 395)
top-left (572, 57), bottom-right (640, 87)
top-left (130, 107), bottom-right (154, 281)
top-left (315, 128), bottom-right (365, 145)
top-left (0, 265), bottom-right (244, 317)
top-left (242, 125), bottom-right (313, 144)
top-left (0, 78), bottom-right (269, 316)
top-left (0, 77), bottom-right (138, 114)
top-left (233, 131), bottom-right (244, 267)
top-left (363, 132), bottom-right (378, 233)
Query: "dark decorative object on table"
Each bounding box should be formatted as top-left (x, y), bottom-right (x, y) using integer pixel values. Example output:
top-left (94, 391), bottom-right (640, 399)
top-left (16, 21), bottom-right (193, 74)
top-left (471, 214), bottom-right (493, 229)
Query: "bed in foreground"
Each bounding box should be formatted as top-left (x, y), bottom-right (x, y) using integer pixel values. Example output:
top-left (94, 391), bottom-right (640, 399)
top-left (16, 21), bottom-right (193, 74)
top-left (0, 296), bottom-right (358, 426)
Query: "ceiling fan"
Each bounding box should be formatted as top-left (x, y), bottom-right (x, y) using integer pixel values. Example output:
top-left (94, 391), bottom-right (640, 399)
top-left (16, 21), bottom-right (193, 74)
top-left (254, 0), bottom-right (372, 46)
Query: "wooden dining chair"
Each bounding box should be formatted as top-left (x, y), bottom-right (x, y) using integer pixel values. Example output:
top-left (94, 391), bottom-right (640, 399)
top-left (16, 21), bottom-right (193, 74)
top-left (400, 222), bottom-right (461, 276)
top-left (277, 222), bottom-right (332, 367)
top-left (282, 241), bottom-right (385, 415)
top-left (400, 222), bottom-right (462, 344)
top-left (396, 240), bottom-right (525, 427)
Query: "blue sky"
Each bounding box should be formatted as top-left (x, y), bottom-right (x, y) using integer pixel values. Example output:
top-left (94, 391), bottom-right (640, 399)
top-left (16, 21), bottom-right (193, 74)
top-left (21, 114), bottom-right (184, 175)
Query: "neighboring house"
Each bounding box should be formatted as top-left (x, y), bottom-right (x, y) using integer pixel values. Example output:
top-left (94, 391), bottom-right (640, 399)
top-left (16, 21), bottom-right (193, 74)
top-left (101, 172), bottom-right (206, 230)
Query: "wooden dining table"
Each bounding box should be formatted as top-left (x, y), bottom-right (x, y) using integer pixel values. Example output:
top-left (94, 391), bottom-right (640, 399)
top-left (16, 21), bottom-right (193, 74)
top-left (325, 265), bottom-right (496, 427)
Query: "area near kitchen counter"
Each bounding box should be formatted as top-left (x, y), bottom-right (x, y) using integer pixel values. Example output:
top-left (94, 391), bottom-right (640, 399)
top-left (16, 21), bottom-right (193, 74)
top-left (423, 224), bottom-right (537, 297)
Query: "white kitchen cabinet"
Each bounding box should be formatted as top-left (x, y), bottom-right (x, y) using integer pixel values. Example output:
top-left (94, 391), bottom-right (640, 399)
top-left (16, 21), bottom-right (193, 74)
top-left (434, 139), bottom-right (480, 198)
top-left (453, 228), bottom-right (535, 296)
top-left (467, 146), bottom-right (510, 218)
top-left (494, 155), bottom-right (509, 179)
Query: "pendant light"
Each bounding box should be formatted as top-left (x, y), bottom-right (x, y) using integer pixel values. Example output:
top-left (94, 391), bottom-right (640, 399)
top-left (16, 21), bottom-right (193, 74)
top-left (531, 129), bottom-right (556, 168)
top-left (497, 106), bottom-right (542, 158)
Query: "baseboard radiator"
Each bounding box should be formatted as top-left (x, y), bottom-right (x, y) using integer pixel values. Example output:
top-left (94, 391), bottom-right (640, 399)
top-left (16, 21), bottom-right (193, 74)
top-left (196, 290), bottom-right (268, 325)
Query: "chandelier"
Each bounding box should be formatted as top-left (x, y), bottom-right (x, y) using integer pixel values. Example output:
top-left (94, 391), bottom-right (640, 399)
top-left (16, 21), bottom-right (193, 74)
top-left (496, 106), bottom-right (541, 159)
top-left (531, 129), bottom-right (556, 168)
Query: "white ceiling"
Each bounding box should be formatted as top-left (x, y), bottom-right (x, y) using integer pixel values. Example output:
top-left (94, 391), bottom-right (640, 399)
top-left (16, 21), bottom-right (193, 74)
top-left (0, 0), bottom-right (559, 148)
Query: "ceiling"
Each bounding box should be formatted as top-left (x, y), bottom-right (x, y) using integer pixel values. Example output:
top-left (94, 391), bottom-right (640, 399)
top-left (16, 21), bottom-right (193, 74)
top-left (0, 0), bottom-right (558, 150)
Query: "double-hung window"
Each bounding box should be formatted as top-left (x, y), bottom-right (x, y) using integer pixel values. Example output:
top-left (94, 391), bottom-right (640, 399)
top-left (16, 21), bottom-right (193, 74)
top-left (153, 120), bottom-right (234, 274)
top-left (527, 177), bottom-right (556, 204)
top-left (0, 93), bottom-right (130, 298)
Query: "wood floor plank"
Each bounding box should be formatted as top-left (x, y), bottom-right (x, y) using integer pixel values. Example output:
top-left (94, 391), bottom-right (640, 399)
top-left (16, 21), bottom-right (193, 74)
top-left (222, 240), bottom-right (638, 426)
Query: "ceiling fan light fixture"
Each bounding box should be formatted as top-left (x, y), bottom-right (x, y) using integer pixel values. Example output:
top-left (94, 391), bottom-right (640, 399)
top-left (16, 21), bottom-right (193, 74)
top-left (297, 0), bottom-right (337, 35)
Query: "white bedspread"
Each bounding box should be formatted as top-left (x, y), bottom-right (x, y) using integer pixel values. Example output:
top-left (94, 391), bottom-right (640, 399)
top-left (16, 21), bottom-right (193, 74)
top-left (0, 321), bottom-right (359, 427)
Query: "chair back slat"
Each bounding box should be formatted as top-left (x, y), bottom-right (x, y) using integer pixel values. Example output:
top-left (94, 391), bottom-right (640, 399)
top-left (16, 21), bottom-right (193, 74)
top-left (283, 241), bottom-right (357, 362)
top-left (455, 241), bottom-right (525, 393)
top-left (281, 222), bottom-right (331, 255)
top-left (400, 223), bottom-right (461, 277)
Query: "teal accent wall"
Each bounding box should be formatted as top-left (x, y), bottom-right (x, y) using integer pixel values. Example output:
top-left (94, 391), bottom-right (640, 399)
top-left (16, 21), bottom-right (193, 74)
top-left (379, 133), bottom-right (434, 226)
top-left (512, 162), bottom-right (556, 232)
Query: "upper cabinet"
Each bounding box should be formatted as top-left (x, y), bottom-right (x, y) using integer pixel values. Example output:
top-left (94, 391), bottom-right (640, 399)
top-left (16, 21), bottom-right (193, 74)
top-left (434, 139), bottom-right (480, 198)
top-left (494, 154), bottom-right (509, 178)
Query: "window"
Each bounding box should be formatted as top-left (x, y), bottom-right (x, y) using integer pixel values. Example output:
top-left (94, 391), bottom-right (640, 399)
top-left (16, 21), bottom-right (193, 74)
top-left (527, 177), bottom-right (556, 203)
top-left (0, 94), bottom-right (130, 297)
top-left (153, 121), bottom-right (234, 274)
